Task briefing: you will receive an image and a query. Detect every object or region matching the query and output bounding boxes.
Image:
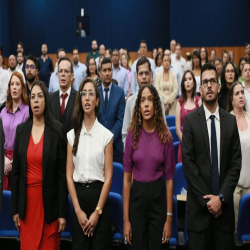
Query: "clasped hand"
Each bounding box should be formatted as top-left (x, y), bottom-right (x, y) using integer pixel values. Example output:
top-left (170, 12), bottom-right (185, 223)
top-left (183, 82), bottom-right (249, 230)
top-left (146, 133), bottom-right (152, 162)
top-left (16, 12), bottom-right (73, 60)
top-left (4, 156), bottom-right (12, 176)
top-left (76, 209), bottom-right (99, 237)
top-left (203, 195), bottom-right (222, 218)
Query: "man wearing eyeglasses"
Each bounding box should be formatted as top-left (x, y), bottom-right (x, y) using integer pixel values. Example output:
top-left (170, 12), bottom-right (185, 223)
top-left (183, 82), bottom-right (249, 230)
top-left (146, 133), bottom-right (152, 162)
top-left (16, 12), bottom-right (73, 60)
top-left (25, 55), bottom-right (38, 97)
top-left (131, 40), bottom-right (155, 95)
top-left (50, 57), bottom-right (77, 134)
top-left (182, 63), bottom-right (241, 250)
top-left (122, 57), bottom-right (165, 146)
top-left (7, 55), bottom-right (26, 84)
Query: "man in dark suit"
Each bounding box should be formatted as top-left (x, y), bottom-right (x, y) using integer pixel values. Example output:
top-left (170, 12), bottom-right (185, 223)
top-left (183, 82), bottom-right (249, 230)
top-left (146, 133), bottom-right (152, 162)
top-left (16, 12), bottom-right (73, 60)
top-left (0, 118), bottom-right (4, 211)
top-left (50, 57), bottom-right (77, 134)
top-left (98, 57), bottom-right (125, 164)
top-left (182, 63), bottom-right (241, 250)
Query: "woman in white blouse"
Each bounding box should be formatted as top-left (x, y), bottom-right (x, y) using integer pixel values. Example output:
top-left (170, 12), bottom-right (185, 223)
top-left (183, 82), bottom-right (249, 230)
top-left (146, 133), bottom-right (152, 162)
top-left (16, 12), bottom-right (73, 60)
top-left (155, 54), bottom-right (178, 115)
top-left (66, 77), bottom-right (113, 249)
top-left (227, 81), bottom-right (250, 232)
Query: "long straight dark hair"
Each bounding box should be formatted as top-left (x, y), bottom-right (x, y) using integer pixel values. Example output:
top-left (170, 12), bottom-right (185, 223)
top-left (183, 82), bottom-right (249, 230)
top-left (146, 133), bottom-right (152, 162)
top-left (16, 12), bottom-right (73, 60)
top-left (28, 80), bottom-right (64, 139)
top-left (72, 77), bottom-right (100, 156)
top-left (180, 70), bottom-right (197, 103)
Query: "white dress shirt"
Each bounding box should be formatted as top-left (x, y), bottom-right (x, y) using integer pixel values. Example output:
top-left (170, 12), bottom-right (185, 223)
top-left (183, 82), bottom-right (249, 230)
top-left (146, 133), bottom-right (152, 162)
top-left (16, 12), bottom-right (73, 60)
top-left (0, 68), bottom-right (9, 106)
top-left (203, 104), bottom-right (221, 174)
top-left (242, 82), bottom-right (250, 114)
top-left (102, 83), bottom-right (111, 100)
top-left (59, 87), bottom-right (71, 108)
top-left (67, 118), bottom-right (114, 183)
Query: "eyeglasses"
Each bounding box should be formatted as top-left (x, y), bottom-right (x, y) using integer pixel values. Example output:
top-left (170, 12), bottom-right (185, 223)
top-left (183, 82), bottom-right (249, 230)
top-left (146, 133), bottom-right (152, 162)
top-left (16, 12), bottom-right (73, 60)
top-left (201, 78), bottom-right (217, 87)
top-left (138, 71), bottom-right (150, 76)
top-left (89, 63), bottom-right (96, 66)
top-left (25, 65), bottom-right (35, 69)
top-left (225, 69), bottom-right (235, 74)
top-left (29, 93), bottom-right (44, 101)
top-left (58, 69), bottom-right (72, 74)
top-left (80, 90), bottom-right (96, 98)
top-left (140, 46), bottom-right (147, 49)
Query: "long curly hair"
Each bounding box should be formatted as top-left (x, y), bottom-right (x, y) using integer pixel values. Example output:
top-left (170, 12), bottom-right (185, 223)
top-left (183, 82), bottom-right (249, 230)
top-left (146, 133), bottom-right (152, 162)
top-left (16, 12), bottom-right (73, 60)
top-left (128, 84), bottom-right (172, 149)
top-left (72, 77), bottom-right (100, 156)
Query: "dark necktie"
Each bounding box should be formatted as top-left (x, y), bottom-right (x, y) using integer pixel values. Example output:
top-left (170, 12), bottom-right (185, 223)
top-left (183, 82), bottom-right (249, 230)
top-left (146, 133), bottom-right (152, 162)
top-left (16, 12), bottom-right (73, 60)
top-left (61, 93), bottom-right (68, 115)
top-left (210, 115), bottom-right (220, 195)
top-left (104, 88), bottom-right (109, 111)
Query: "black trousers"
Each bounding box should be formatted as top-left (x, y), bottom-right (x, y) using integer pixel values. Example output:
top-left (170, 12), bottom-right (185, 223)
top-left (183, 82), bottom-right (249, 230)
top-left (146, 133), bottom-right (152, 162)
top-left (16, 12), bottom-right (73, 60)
top-left (128, 178), bottom-right (169, 250)
top-left (188, 215), bottom-right (234, 250)
top-left (72, 181), bottom-right (112, 250)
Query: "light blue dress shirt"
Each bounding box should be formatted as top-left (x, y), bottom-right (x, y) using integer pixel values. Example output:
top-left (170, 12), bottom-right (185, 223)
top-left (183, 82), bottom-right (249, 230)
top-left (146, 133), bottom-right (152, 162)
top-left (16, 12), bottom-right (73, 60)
top-left (131, 57), bottom-right (156, 95)
top-left (102, 83), bottom-right (111, 100)
top-left (73, 62), bottom-right (87, 91)
top-left (112, 66), bottom-right (129, 95)
top-left (49, 71), bottom-right (59, 93)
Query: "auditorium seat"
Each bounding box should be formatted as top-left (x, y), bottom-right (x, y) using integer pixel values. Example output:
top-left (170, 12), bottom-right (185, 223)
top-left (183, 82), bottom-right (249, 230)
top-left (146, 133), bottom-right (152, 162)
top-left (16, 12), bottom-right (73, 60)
top-left (169, 126), bottom-right (179, 143)
top-left (0, 191), bottom-right (20, 238)
top-left (109, 192), bottom-right (124, 245)
top-left (61, 194), bottom-right (73, 241)
top-left (173, 141), bottom-right (179, 164)
top-left (237, 193), bottom-right (250, 245)
top-left (110, 162), bottom-right (124, 196)
top-left (166, 115), bottom-right (175, 127)
top-left (173, 163), bottom-right (187, 196)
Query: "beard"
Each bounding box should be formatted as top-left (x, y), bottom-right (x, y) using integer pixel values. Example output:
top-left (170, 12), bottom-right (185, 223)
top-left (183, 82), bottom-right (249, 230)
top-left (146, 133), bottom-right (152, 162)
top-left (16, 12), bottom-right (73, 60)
top-left (42, 51), bottom-right (47, 56)
top-left (26, 74), bottom-right (36, 83)
top-left (74, 58), bottom-right (78, 64)
top-left (92, 48), bottom-right (97, 52)
top-left (10, 66), bottom-right (16, 71)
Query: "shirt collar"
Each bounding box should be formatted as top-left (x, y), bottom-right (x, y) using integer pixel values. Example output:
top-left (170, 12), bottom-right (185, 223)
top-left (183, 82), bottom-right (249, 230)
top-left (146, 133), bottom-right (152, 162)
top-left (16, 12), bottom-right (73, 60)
top-left (59, 86), bottom-right (71, 97)
top-left (102, 83), bottom-right (112, 91)
top-left (203, 103), bottom-right (220, 122)
top-left (113, 65), bottom-right (121, 71)
top-left (7, 101), bottom-right (25, 113)
top-left (81, 118), bottom-right (99, 137)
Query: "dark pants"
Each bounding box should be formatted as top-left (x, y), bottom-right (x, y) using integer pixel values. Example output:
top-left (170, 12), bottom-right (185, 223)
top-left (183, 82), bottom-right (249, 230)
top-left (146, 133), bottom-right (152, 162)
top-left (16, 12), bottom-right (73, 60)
top-left (128, 178), bottom-right (169, 250)
top-left (72, 181), bottom-right (112, 250)
top-left (188, 215), bottom-right (234, 250)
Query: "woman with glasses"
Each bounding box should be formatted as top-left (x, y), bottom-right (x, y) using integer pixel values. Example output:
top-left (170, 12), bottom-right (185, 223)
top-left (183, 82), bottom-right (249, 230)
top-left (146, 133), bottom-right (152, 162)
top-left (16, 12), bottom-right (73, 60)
top-left (218, 62), bottom-right (238, 110)
top-left (12, 81), bottom-right (68, 250)
top-left (226, 81), bottom-right (250, 232)
top-left (0, 72), bottom-right (29, 190)
top-left (155, 54), bottom-right (178, 115)
top-left (86, 57), bottom-right (102, 87)
top-left (66, 78), bottom-right (113, 249)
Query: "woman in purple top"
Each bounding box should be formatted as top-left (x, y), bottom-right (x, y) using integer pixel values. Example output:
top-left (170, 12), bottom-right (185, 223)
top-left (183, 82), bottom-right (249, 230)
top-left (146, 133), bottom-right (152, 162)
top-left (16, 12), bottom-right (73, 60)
top-left (123, 84), bottom-right (175, 249)
top-left (0, 71), bottom-right (29, 190)
top-left (175, 70), bottom-right (202, 163)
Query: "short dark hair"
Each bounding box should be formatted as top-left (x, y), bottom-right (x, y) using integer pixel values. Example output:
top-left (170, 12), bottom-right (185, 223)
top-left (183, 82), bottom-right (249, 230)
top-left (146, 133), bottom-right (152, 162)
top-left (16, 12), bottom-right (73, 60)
top-left (112, 49), bottom-right (119, 55)
top-left (100, 57), bottom-right (112, 71)
top-left (238, 57), bottom-right (249, 76)
top-left (140, 40), bottom-right (147, 46)
top-left (136, 57), bottom-right (151, 73)
top-left (57, 48), bottom-right (67, 58)
top-left (17, 42), bottom-right (24, 48)
top-left (245, 42), bottom-right (249, 48)
top-left (242, 62), bottom-right (250, 72)
top-left (72, 47), bottom-right (79, 54)
top-left (58, 57), bottom-right (73, 72)
top-left (17, 51), bottom-right (23, 56)
top-left (26, 54), bottom-right (38, 68)
top-left (200, 63), bottom-right (218, 84)
top-left (176, 43), bottom-right (182, 49)
top-left (214, 57), bottom-right (221, 64)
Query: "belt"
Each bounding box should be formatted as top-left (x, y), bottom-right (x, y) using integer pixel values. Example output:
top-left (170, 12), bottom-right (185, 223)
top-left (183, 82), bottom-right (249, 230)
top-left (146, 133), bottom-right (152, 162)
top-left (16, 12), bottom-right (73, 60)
top-left (75, 181), bottom-right (103, 189)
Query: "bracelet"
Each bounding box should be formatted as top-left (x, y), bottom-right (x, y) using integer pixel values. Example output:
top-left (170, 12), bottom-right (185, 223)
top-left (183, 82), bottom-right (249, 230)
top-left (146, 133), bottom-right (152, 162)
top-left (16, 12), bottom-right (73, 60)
top-left (167, 212), bottom-right (173, 217)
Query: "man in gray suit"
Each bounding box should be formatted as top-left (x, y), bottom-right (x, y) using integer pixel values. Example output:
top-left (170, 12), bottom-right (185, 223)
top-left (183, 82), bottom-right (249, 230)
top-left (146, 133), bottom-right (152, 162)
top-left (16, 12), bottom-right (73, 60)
top-left (0, 117), bottom-right (4, 210)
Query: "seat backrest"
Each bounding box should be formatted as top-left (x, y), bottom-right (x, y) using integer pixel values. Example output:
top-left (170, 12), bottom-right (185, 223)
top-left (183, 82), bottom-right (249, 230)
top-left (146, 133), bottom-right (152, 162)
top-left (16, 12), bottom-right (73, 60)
top-left (172, 195), bottom-right (178, 240)
top-left (0, 191), bottom-right (18, 231)
top-left (64, 194), bottom-right (73, 234)
top-left (110, 162), bottom-right (124, 196)
top-left (173, 141), bottom-right (179, 165)
top-left (169, 126), bottom-right (179, 143)
top-left (109, 192), bottom-right (123, 235)
top-left (166, 116), bottom-right (176, 127)
top-left (173, 163), bottom-right (187, 196)
top-left (237, 193), bottom-right (250, 239)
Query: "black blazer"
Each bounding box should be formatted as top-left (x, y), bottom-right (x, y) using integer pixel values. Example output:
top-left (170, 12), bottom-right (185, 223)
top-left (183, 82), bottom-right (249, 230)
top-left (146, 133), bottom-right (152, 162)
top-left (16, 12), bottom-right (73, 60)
top-left (50, 88), bottom-right (77, 134)
top-left (0, 118), bottom-right (4, 211)
top-left (182, 105), bottom-right (241, 234)
top-left (11, 119), bottom-right (67, 223)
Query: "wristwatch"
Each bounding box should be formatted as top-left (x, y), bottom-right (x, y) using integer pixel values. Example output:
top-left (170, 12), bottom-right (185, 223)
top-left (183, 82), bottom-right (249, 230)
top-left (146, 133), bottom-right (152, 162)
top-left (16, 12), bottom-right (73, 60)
top-left (218, 194), bottom-right (226, 204)
top-left (96, 207), bottom-right (102, 215)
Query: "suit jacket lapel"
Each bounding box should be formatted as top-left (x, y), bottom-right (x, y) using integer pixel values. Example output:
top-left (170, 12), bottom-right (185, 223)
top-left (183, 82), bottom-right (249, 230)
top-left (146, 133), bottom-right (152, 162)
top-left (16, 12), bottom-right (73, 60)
top-left (219, 108), bottom-right (226, 166)
top-left (197, 106), bottom-right (210, 159)
top-left (42, 124), bottom-right (51, 183)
